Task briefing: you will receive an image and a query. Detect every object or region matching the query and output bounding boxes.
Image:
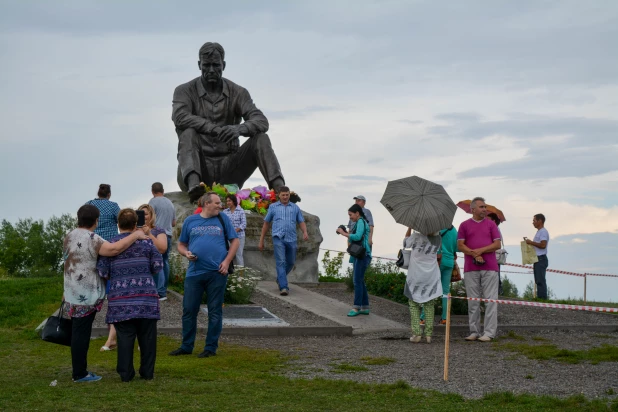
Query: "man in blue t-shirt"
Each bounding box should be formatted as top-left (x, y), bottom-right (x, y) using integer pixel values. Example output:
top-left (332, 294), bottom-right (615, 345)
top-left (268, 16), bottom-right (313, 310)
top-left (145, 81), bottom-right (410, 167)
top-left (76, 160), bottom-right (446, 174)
top-left (169, 192), bottom-right (238, 359)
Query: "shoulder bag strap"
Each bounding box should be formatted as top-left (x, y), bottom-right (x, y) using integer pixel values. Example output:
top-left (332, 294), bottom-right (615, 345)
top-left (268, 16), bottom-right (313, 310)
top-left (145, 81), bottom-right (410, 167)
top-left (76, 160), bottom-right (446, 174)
top-left (216, 214), bottom-right (230, 252)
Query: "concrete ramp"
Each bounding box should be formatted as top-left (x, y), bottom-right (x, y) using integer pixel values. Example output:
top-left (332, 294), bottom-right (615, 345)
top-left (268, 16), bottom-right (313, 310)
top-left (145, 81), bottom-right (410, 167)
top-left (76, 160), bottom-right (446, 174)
top-left (256, 281), bottom-right (408, 333)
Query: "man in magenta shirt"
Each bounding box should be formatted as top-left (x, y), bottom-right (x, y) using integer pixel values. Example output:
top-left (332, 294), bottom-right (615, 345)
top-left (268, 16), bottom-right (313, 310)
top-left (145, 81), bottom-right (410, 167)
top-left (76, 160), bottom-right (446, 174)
top-left (457, 197), bottom-right (502, 342)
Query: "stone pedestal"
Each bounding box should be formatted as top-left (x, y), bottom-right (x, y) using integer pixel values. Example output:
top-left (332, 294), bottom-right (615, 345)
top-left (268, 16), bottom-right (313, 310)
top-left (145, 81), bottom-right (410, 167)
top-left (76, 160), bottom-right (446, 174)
top-left (165, 191), bottom-right (322, 283)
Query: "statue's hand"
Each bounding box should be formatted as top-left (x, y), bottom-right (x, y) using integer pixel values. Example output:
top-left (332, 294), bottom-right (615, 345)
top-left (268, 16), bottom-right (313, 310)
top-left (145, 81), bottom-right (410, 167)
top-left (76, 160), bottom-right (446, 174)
top-left (218, 125), bottom-right (241, 152)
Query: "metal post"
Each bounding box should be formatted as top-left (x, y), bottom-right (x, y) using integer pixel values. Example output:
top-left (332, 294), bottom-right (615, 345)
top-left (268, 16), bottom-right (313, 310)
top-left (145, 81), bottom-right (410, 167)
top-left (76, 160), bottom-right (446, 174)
top-left (584, 274), bottom-right (587, 305)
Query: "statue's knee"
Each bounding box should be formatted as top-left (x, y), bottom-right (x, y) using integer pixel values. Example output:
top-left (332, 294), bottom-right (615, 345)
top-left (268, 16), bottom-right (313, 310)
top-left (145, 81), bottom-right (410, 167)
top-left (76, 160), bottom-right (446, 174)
top-left (178, 127), bottom-right (199, 141)
top-left (253, 133), bottom-right (271, 147)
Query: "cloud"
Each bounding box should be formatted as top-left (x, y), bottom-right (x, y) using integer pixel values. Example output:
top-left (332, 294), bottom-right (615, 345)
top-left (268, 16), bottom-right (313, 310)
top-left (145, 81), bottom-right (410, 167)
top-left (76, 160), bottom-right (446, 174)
top-left (265, 106), bottom-right (340, 120)
top-left (339, 175), bottom-right (387, 182)
top-left (398, 119), bottom-right (423, 125)
top-left (427, 113), bottom-right (618, 179)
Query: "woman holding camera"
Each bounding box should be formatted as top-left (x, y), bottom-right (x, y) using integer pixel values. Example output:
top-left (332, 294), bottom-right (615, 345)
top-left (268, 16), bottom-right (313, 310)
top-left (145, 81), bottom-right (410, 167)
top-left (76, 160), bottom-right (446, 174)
top-left (336, 204), bottom-right (372, 317)
top-left (97, 209), bottom-right (162, 382)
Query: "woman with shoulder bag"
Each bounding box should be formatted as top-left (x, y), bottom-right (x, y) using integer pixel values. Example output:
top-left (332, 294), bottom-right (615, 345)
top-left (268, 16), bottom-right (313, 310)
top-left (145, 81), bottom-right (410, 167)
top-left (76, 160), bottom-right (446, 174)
top-left (336, 204), bottom-right (372, 317)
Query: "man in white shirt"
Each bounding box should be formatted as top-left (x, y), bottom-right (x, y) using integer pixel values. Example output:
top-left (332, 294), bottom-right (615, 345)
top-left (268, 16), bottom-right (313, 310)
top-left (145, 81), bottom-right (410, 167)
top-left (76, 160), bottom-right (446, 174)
top-left (525, 214), bottom-right (550, 299)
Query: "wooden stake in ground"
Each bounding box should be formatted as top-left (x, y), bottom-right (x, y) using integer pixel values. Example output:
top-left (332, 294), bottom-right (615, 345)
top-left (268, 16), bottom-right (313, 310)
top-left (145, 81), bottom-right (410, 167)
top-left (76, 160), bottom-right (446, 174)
top-left (443, 293), bottom-right (452, 381)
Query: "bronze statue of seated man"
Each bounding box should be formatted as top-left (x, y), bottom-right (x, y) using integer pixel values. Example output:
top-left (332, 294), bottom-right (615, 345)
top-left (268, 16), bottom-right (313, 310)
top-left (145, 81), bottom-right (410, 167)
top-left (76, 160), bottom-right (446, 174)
top-left (172, 42), bottom-right (285, 202)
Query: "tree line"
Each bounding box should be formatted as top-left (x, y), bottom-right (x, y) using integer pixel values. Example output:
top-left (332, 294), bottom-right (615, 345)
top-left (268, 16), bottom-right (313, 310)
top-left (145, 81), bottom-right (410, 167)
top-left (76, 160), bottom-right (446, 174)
top-left (0, 214), bottom-right (76, 277)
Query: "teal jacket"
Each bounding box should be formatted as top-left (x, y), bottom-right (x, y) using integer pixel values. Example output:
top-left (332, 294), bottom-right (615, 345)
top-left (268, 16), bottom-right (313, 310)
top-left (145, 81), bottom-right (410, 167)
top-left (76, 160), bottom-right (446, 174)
top-left (439, 226), bottom-right (458, 269)
top-left (348, 218), bottom-right (372, 263)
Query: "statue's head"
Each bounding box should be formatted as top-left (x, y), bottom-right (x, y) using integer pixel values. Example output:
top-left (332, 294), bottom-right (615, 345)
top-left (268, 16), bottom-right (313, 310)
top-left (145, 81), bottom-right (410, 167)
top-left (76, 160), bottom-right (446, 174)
top-left (198, 42), bottom-right (226, 85)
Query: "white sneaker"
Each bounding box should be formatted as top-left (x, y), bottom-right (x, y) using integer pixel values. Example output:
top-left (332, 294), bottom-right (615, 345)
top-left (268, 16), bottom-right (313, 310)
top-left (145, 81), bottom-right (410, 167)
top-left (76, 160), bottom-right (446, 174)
top-left (410, 336), bottom-right (421, 343)
top-left (426, 336), bottom-right (432, 344)
top-left (465, 333), bottom-right (479, 341)
top-left (159, 296), bottom-right (167, 302)
top-left (478, 335), bottom-right (493, 342)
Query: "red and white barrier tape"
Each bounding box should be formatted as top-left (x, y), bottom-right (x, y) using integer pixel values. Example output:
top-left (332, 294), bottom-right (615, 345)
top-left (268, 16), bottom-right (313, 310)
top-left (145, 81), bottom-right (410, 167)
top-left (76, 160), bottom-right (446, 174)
top-left (447, 295), bottom-right (618, 313)
top-left (499, 270), bottom-right (533, 275)
top-left (319, 248), bottom-right (618, 278)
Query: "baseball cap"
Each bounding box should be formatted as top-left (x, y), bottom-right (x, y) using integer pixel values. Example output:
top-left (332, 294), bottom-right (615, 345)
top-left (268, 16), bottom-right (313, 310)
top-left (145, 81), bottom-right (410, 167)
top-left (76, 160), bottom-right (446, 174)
top-left (353, 195), bottom-right (366, 201)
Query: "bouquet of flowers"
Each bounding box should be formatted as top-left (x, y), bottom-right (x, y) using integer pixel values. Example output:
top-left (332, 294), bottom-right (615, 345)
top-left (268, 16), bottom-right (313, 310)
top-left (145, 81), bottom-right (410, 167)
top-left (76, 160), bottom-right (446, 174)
top-left (199, 183), bottom-right (299, 215)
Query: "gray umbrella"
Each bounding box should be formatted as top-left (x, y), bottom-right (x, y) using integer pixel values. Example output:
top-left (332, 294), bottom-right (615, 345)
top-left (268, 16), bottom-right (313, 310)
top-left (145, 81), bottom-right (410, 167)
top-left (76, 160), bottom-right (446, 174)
top-left (380, 176), bottom-right (457, 234)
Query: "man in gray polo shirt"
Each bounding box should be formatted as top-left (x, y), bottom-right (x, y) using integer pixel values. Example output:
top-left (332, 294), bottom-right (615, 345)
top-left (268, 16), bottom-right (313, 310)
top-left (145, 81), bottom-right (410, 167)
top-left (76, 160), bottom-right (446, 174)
top-left (149, 182), bottom-right (176, 300)
top-left (348, 195), bottom-right (374, 245)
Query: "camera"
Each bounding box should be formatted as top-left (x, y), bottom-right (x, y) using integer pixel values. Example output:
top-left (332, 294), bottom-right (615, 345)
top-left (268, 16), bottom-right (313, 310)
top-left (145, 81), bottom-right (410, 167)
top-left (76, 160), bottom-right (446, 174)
top-left (336, 225), bottom-right (348, 235)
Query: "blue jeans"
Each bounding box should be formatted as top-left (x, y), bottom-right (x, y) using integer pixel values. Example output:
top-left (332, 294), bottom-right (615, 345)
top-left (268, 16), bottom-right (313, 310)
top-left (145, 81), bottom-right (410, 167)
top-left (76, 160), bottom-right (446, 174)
top-left (156, 270), bottom-right (166, 297)
top-left (162, 235), bottom-right (172, 291)
top-left (534, 255), bottom-right (549, 299)
top-left (181, 271), bottom-right (228, 354)
top-left (353, 255), bottom-right (371, 309)
top-left (273, 237), bottom-right (297, 290)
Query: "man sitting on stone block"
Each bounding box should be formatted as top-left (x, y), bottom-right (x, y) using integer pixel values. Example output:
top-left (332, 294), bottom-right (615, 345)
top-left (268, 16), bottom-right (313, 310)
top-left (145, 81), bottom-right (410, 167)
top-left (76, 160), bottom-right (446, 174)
top-left (172, 42), bottom-right (285, 202)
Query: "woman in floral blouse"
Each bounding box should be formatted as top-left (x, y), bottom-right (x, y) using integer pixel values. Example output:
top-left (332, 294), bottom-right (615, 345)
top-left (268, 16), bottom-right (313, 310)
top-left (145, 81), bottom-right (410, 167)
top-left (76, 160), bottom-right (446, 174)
top-left (97, 209), bottom-right (163, 382)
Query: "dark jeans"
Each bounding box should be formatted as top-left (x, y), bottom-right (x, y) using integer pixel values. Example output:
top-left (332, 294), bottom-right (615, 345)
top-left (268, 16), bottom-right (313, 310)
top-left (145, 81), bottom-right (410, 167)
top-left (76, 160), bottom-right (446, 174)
top-left (534, 255), bottom-right (549, 299)
top-left (353, 255), bottom-right (371, 309)
top-left (114, 318), bottom-right (158, 381)
top-left (71, 312), bottom-right (96, 380)
top-left (273, 237), bottom-right (297, 290)
top-left (181, 271), bottom-right (228, 354)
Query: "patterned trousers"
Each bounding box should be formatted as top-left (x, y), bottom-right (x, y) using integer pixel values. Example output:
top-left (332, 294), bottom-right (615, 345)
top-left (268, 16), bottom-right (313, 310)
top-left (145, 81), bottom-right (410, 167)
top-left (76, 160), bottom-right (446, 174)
top-left (409, 298), bottom-right (439, 337)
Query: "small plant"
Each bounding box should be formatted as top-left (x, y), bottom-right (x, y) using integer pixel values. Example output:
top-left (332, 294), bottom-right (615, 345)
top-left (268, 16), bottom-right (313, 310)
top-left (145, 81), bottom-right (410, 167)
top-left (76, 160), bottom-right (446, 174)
top-left (360, 356), bottom-right (396, 365)
top-left (168, 251), bottom-right (187, 287)
top-left (606, 388), bottom-right (615, 395)
top-left (319, 250), bottom-right (344, 279)
top-left (525, 374), bottom-right (534, 379)
top-left (224, 267), bottom-right (261, 304)
top-left (329, 363), bottom-right (369, 373)
top-left (390, 380), bottom-right (410, 390)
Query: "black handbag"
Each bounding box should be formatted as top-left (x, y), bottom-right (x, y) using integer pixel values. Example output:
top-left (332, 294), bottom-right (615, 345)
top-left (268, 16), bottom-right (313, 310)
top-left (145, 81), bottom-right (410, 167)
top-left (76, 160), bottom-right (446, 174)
top-left (216, 214), bottom-right (235, 274)
top-left (41, 301), bottom-right (72, 346)
top-left (346, 219), bottom-right (367, 259)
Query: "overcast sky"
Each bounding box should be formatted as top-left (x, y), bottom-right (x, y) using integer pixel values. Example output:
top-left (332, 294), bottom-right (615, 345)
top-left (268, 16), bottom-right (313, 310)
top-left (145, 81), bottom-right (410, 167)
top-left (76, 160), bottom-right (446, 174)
top-left (1, 1), bottom-right (617, 301)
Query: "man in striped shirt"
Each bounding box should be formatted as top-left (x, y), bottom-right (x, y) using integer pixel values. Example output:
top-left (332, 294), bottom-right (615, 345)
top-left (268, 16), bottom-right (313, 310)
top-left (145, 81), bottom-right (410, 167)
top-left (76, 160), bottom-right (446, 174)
top-left (259, 187), bottom-right (308, 295)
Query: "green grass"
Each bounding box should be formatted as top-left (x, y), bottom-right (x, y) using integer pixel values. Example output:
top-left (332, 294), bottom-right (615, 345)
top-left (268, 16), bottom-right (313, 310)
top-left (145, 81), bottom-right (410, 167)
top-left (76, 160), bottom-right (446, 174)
top-left (329, 362), bottom-right (370, 373)
top-left (361, 356), bottom-right (396, 365)
top-left (318, 275), bottom-right (346, 283)
top-left (2, 277), bottom-right (618, 411)
top-left (495, 342), bottom-right (618, 364)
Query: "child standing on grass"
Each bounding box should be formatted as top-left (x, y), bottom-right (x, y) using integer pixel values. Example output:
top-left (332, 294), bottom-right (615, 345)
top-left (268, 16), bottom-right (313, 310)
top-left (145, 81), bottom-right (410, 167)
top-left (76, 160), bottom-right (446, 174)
top-left (403, 227), bottom-right (443, 343)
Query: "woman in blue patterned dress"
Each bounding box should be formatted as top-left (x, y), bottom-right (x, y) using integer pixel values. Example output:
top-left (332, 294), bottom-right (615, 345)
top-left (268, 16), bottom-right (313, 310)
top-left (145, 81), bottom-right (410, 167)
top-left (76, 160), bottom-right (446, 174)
top-left (97, 208), bottom-right (163, 382)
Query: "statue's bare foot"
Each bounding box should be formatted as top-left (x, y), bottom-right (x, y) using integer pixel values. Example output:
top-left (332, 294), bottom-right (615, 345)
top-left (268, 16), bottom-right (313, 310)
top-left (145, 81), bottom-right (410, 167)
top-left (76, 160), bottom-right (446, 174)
top-left (188, 184), bottom-right (205, 203)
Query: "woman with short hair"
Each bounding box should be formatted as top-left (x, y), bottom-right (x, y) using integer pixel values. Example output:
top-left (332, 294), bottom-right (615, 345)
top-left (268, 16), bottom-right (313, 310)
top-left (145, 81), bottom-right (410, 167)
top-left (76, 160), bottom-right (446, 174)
top-left (222, 194), bottom-right (247, 266)
top-left (97, 208), bottom-right (163, 382)
top-left (63, 204), bottom-right (146, 383)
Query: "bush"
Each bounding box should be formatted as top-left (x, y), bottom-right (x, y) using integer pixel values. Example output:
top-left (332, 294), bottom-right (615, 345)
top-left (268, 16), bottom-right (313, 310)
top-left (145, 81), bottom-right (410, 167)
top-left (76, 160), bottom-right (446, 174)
top-left (0, 214), bottom-right (76, 277)
top-left (319, 250), bottom-right (345, 279)
top-left (501, 275), bottom-right (519, 298)
top-left (523, 280), bottom-right (555, 300)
